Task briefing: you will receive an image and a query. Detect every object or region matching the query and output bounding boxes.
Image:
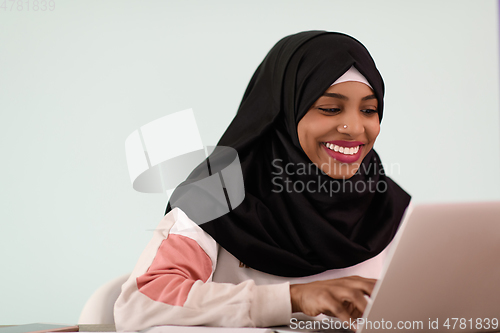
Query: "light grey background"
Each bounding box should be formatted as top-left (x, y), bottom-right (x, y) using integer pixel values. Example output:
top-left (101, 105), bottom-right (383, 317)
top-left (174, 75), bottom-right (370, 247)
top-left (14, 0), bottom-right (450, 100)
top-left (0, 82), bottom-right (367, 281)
top-left (1, 0), bottom-right (499, 325)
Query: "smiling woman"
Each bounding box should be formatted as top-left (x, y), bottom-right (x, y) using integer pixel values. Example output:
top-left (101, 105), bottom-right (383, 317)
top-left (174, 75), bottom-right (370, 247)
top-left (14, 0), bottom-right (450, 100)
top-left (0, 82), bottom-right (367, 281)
top-left (114, 31), bottom-right (411, 331)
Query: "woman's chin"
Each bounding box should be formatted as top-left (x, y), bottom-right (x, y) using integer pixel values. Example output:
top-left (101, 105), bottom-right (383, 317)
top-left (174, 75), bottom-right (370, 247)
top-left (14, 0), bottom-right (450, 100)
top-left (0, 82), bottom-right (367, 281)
top-left (326, 172), bottom-right (357, 180)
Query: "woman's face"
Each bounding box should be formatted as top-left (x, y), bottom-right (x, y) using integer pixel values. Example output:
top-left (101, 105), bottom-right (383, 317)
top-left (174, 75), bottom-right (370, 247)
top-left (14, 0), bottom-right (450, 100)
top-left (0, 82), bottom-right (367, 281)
top-left (297, 81), bottom-right (380, 179)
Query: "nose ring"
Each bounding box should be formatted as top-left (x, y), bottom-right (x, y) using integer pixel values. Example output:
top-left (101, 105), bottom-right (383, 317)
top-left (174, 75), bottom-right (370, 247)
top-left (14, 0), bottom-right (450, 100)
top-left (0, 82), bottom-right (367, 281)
top-left (343, 125), bottom-right (347, 129)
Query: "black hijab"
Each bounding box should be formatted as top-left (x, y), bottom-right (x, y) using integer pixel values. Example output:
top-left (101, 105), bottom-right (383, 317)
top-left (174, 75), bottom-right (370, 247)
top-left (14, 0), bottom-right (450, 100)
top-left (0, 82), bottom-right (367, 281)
top-left (167, 31), bottom-right (411, 277)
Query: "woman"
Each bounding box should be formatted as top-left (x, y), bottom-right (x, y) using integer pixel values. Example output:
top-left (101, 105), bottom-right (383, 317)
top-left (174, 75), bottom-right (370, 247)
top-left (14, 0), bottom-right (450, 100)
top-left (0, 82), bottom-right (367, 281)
top-left (114, 31), bottom-right (411, 331)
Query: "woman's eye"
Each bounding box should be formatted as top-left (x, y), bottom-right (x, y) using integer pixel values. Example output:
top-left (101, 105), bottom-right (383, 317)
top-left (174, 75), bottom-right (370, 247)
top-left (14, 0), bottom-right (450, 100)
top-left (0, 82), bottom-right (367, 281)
top-left (318, 107), bottom-right (341, 114)
top-left (361, 109), bottom-right (377, 114)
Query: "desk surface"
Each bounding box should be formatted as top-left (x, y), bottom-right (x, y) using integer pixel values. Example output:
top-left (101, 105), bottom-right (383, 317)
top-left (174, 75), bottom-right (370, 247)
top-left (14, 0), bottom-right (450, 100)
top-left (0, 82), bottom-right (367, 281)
top-left (0, 325), bottom-right (116, 332)
top-left (78, 325), bottom-right (116, 332)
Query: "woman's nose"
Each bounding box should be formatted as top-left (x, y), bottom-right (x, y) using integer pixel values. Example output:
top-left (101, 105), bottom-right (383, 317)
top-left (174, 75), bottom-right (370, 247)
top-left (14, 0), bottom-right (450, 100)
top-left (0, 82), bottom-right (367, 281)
top-left (336, 110), bottom-right (365, 136)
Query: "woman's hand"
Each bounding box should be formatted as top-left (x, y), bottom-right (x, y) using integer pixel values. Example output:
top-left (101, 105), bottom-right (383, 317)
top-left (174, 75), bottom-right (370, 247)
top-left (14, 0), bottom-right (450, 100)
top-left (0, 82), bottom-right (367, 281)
top-left (290, 275), bottom-right (376, 322)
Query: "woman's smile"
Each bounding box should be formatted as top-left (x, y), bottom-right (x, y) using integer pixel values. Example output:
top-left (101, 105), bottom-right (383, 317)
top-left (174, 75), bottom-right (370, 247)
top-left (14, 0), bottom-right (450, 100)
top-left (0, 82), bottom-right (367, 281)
top-left (321, 140), bottom-right (364, 164)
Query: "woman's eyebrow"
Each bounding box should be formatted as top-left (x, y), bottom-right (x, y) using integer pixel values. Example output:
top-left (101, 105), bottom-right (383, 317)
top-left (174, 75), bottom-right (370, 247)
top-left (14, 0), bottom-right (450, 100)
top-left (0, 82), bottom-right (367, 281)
top-left (361, 94), bottom-right (377, 101)
top-left (322, 92), bottom-right (348, 100)
top-left (322, 93), bottom-right (377, 101)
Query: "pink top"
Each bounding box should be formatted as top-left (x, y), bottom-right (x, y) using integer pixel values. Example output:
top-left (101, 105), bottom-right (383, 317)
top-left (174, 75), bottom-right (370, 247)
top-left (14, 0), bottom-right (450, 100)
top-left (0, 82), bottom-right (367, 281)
top-left (114, 208), bottom-right (392, 331)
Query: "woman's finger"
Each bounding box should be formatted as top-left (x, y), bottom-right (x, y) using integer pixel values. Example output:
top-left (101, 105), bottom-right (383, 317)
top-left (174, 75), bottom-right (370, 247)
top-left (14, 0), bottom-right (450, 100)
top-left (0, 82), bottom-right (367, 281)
top-left (342, 276), bottom-right (377, 296)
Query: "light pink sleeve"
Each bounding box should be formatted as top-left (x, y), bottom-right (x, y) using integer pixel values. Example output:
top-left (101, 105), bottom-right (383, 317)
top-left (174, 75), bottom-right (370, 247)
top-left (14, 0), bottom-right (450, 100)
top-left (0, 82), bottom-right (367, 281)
top-left (114, 208), bottom-right (291, 331)
top-left (136, 234), bottom-right (213, 306)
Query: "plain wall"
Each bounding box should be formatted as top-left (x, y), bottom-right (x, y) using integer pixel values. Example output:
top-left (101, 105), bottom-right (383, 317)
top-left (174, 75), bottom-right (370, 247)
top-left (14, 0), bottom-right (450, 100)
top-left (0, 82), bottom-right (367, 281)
top-left (1, 0), bottom-right (499, 324)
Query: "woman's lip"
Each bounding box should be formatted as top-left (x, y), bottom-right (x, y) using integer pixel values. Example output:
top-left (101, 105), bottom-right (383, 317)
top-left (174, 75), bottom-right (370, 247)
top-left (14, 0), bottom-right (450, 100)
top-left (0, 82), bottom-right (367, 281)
top-left (324, 140), bottom-right (364, 148)
top-left (321, 143), bottom-right (363, 164)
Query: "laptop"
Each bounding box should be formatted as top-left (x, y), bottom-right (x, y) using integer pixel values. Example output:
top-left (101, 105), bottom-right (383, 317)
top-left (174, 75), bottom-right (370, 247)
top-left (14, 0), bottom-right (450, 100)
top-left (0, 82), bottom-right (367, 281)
top-left (274, 201), bottom-right (500, 333)
top-left (357, 201), bottom-right (500, 333)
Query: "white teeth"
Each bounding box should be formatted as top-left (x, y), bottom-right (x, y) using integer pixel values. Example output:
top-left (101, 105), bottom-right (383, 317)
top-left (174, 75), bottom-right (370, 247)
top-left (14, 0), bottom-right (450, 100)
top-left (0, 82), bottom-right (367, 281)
top-left (323, 143), bottom-right (361, 155)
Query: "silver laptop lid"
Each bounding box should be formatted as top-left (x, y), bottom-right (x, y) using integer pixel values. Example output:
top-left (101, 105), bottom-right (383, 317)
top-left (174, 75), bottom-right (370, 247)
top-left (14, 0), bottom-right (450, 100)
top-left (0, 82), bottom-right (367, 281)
top-left (359, 202), bottom-right (500, 333)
